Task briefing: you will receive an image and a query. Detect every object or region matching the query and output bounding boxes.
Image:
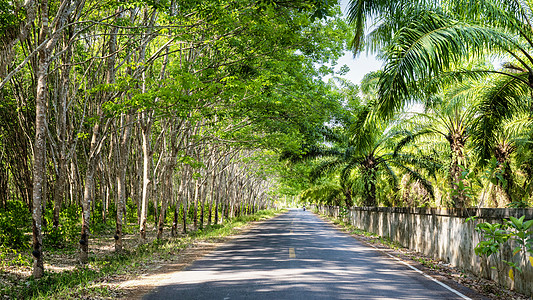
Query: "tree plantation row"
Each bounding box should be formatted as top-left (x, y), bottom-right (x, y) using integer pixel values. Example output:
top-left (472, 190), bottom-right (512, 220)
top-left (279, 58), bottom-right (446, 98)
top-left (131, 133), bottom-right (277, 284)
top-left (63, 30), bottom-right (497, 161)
top-left (286, 0), bottom-right (533, 212)
top-left (3, 0), bottom-right (533, 285)
top-left (0, 0), bottom-right (349, 279)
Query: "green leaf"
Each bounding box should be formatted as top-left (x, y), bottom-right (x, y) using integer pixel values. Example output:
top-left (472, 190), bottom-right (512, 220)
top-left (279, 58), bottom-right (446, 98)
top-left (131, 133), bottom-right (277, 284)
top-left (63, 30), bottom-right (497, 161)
top-left (523, 219), bottom-right (533, 230)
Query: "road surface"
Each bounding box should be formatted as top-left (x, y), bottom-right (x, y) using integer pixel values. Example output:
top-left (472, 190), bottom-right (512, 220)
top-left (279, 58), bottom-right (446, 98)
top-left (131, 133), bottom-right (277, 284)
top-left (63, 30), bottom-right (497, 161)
top-left (144, 209), bottom-right (478, 299)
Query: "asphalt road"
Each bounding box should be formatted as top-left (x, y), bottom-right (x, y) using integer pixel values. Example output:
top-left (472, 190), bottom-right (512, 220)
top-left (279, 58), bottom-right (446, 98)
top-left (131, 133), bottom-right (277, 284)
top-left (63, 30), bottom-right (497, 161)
top-left (144, 209), bottom-right (475, 300)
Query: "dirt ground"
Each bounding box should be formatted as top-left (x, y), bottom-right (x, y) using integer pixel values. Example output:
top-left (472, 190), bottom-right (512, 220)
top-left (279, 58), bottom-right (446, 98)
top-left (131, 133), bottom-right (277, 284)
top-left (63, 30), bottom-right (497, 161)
top-left (104, 222), bottom-right (264, 299)
top-left (0, 222), bottom-right (253, 299)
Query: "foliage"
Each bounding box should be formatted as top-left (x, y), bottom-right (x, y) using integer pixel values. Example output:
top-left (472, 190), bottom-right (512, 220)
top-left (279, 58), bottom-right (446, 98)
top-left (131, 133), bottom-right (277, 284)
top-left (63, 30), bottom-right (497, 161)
top-left (0, 0), bottom-right (25, 40)
top-left (340, 0), bottom-right (533, 208)
top-left (284, 73), bottom-right (438, 207)
top-left (0, 200), bottom-right (30, 250)
top-left (474, 216), bottom-right (533, 278)
top-left (44, 205), bottom-right (82, 248)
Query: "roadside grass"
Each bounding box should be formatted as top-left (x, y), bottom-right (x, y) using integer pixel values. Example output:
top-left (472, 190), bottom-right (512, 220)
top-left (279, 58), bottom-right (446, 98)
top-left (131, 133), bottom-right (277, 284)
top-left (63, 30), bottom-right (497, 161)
top-left (0, 209), bottom-right (284, 299)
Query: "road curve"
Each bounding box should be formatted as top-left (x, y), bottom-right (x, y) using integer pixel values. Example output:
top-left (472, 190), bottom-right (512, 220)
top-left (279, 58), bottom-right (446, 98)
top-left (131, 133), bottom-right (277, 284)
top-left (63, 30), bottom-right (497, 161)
top-left (144, 209), bottom-right (477, 299)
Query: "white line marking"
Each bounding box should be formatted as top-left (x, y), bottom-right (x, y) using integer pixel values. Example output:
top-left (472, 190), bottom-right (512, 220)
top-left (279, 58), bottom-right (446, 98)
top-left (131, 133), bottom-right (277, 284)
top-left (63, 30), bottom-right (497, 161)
top-left (369, 244), bottom-right (471, 300)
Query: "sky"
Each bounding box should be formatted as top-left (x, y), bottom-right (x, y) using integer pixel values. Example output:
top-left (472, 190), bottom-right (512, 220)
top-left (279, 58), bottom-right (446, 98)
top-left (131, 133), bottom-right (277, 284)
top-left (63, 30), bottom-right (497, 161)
top-left (335, 51), bottom-right (382, 85)
top-left (327, 0), bottom-right (383, 85)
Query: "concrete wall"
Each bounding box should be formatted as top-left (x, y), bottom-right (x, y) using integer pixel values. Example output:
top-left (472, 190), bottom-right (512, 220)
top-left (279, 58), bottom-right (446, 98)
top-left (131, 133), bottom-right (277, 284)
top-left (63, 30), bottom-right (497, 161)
top-left (317, 206), bottom-right (533, 297)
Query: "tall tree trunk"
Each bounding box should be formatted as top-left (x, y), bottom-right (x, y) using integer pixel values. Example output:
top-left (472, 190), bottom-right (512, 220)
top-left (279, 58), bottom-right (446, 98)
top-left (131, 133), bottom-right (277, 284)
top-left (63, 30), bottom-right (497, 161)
top-left (182, 179), bottom-right (189, 233)
top-left (115, 112), bottom-right (131, 251)
top-left (31, 0), bottom-right (57, 277)
top-left (208, 174), bottom-right (216, 226)
top-left (52, 160), bottom-right (66, 227)
top-left (80, 160), bottom-right (95, 263)
top-left (214, 189), bottom-right (219, 225)
top-left (31, 48), bottom-right (49, 279)
top-left (80, 107), bottom-right (103, 263)
top-left (193, 181), bottom-right (199, 229)
top-left (139, 114), bottom-right (152, 240)
top-left (199, 181), bottom-right (206, 229)
top-left (172, 171), bottom-right (186, 236)
top-left (171, 193), bottom-right (180, 237)
top-left (70, 156), bottom-right (79, 207)
top-left (157, 167), bottom-right (171, 239)
top-left (449, 134), bottom-right (467, 208)
top-left (52, 47), bottom-right (71, 227)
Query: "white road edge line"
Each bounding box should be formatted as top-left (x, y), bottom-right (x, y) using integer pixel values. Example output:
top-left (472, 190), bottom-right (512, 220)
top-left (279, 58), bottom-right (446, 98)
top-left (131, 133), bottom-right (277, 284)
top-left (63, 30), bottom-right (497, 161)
top-left (369, 244), bottom-right (472, 300)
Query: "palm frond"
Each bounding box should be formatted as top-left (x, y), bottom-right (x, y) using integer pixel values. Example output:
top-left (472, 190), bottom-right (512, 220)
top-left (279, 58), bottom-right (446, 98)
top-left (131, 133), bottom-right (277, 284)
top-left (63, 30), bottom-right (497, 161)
top-left (449, 0), bottom-right (533, 52)
top-left (347, 0), bottom-right (441, 53)
top-left (300, 183), bottom-right (344, 206)
top-left (309, 157), bottom-right (345, 182)
top-left (388, 160), bottom-right (435, 199)
top-left (377, 8), bottom-right (523, 118)
top-left (472, 72), bottom-right (529, 161)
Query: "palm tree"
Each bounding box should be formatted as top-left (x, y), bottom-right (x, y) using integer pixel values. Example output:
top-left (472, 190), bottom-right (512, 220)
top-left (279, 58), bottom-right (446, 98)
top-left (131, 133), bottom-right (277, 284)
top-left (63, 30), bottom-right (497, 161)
top-left (286, 73), bottom-right (437, 207)
top-left (400, 88), bottom-right (477, 207)
top-left (348, 0), bottom-right (533, 207)
top-left (303, 104), bottom-right (436, 207)
top-left (347, 0), bottom-right (533, 119)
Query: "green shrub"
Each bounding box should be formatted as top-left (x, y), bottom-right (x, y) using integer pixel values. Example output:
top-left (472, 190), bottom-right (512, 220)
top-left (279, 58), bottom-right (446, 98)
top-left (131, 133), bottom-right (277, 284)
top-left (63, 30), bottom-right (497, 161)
top-left (44, 205), bottom-right (81, 248)
top-left (0, 200), bottom-right (31, 250)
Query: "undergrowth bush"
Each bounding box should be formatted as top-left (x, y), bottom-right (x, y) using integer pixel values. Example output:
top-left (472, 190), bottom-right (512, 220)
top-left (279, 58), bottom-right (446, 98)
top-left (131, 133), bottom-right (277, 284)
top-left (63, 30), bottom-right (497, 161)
top-left (44, 205), bottom-right (81, 248)
top-left (0, 200), bottom-right (31, 250)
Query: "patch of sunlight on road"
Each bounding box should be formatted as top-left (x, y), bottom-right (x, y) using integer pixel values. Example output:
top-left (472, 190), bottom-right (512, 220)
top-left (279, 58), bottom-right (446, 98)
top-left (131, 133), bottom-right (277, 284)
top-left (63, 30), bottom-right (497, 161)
top-left (163, 267), bottom-right (360, 285)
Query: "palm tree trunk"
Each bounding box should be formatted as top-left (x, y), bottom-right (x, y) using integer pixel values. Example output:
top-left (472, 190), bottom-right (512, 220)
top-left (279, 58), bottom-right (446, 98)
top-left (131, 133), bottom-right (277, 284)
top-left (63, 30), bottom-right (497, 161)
top-left (362, 166), bottom-right (377, 207)
top-left (494, 142), bottom-right (514, 206)
top-left (449, 135), bottom-right (467, 208)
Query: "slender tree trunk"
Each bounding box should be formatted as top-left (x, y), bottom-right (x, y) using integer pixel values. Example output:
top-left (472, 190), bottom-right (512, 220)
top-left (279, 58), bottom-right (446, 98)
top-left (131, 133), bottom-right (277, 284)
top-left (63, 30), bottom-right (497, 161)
top-left (80, 105), bottom-right (103, 263)
top-left (199, 182), bottom-right (205, 229)
top-left (70, 157), bottom-right (79, 207)
top-left (214, 189), bottom-right (219, 225)
top-left (171, 198), bottom-right (180, 237)
top-left (31, 50), bottom-right (49, 279)
top-left (193, 181), bottom-right (199, 229)
top-left (208, 174), bottom-right (215, 226)
top-left (182, 180), bottom-right (188, 233)
top-left (31, 0), bottom-right (59, 275)
top-left (172, 171), bottom-right (185, 237)
top-left (153, 179), bottom-right (159, 229)
top-left (52, 161), bottom-right (66, 228)
top-left (80, 159), bottom-right (95, 263)
top-left (157, 167), bottom-right (171, 239)
top-left (139, 114), bottom-right (152, 240)
top-left (115, 114), bottom-right (131, 251)
top-left (136, 152), bottom-right (142, 225)
top-left (52, 46), bottom-right (71, 228)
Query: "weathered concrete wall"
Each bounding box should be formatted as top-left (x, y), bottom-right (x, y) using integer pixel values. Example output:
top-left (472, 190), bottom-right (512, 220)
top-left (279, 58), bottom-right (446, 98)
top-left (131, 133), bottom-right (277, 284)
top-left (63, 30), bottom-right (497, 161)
top-left (317, 206), bottom-right (533, 297)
